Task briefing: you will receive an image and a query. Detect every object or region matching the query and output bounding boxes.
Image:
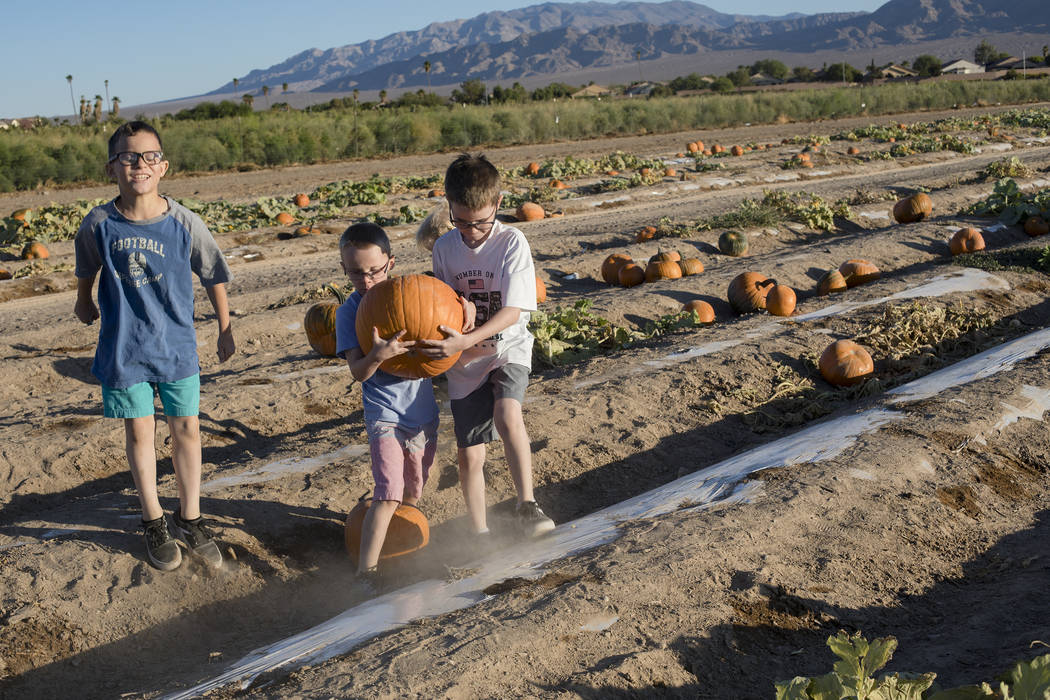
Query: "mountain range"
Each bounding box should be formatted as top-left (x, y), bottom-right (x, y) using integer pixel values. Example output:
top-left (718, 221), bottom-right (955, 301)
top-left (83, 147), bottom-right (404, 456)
top-left (209, 0), bottom-right (1050, 98)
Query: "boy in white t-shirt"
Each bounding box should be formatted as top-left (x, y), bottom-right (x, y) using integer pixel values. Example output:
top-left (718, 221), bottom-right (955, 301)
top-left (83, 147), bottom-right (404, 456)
top-left (419, 153), bottom-right (555, 539)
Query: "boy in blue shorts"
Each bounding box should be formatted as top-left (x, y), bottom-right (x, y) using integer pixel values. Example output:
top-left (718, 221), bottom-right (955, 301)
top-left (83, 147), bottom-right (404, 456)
top-left (74, 121), bottom-right (236, 571)
top-left (335, 223), bottom-right (440, 584)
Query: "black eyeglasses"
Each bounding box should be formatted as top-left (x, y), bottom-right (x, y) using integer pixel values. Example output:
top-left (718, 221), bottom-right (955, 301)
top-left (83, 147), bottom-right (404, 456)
top-left (346, 259), bottom-right (390, 280)
top-left (108, 151), bottom-right (164, 166)
top-left (449, 209), bottom-right (498, 234)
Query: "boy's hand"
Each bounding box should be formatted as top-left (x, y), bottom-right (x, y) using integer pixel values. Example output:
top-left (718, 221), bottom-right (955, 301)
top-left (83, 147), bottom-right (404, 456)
top-left (75, 299), bottom-right (99, 325)
top-left (459, 297), bottom-right (476, 333)
top-left (371, 327), bottom-right (415, 362)
top-left (416, 325), bottom-right (470, 359)
top-left (217, 327), bottom-right (236, 363)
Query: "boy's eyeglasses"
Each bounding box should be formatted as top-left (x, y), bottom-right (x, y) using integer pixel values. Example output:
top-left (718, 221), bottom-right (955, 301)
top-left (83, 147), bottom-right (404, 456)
top-left (449, 211), bottom-right (497, 234)
top-left (346, 259), bottom-right (390, 280)
top-left (108, 151), bottom-right (164, 166)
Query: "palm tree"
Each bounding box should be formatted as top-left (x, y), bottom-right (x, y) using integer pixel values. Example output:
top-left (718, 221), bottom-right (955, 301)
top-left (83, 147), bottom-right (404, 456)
top-left (424, 60), bottom-right (432, 93)
top-left (242, 93), bottom-right (254, 109)
top-left (66, 75), bottom-right (78, 123)
top-left (79, 95), bottom-right (88, 123)
top-left (104, 79), bottom-right (110, 118)
top-left (111, 97), bottom-right (120, 118)
top-left (93, 95), bottom-right (103, 123)
top-left (282, 81), bottom-right (288, 93)
top-left (379, 89), bottom-right (387, 105)
top-left (232, 77), bottom-right (239, 93)
top-left (262, 85), bottom-right (270, 109)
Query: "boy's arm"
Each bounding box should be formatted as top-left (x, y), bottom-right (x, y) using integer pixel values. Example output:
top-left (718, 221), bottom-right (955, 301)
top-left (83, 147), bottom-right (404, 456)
top-left (74, 274), bottom-right (100, 325)
top-left (417, 305), bottom-right (521, 359)
top-left (345, 328), bottom-right (415, 382)
top-left (205, 283), bottom-right (236, 363)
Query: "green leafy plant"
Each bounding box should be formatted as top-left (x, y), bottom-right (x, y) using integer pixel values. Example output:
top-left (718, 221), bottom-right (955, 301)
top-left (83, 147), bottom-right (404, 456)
top-left (529, 299), bottom-right (639, 367)
top-left (980, 156), bottom-right (1035, 180)
top-left (962, 178), bottom-right (1050, 225)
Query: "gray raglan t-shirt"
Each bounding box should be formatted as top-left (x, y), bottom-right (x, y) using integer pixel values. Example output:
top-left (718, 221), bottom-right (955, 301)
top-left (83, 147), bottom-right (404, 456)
top-left (74, 196), bottom-right (231, 388)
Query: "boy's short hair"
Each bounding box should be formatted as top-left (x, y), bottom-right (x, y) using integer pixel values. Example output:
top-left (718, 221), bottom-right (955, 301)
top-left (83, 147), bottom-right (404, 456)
top-left (444, 153), bottom-right (500, 209)
top-left (108, 121), bottom-right (163, 159)
top-left (339, 222), bottom-right (391, 256)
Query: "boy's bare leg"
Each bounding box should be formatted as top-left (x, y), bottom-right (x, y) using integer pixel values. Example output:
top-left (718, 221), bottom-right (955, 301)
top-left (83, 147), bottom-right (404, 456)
top-left (493, 397), bottom-right (534, 505)
top-left (125, 416), bottom-right (163, 521)
top-left (167, 415), bottom-right (202, 520)
top-left (458, 444), bottom-right (488, 533)
top-left (358, 500), bottom-right (399, 573)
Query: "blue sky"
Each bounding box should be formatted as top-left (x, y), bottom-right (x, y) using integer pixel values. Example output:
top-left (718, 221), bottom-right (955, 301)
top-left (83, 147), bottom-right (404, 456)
top-left (0, 0), bottom-right (885, 120)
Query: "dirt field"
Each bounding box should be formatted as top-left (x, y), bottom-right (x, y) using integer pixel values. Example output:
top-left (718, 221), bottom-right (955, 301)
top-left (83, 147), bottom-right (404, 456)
top-left (1, 104), bottom-right (1049, 699)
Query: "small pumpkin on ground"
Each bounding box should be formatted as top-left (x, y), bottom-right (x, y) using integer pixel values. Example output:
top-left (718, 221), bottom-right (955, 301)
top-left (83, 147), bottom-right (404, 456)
top-left (838, 259), bottom-right (880, 287)
top-left (0, 268), bottom-right (11, 280)
top-left (816, 269), bottom-right (848, 296)
top-left (677, 257), bottom-right (704, 276)
top-left (21, 241), bottom-right (49, 260)
top-left (275, 211), bottom-right (296, 225)
top-left (427, 189), bottom-right (444, 198)
top-left (727, 271), bottom-right (771, 314)
top-left (649, 250), bottom-right (681, 264)
top-left (11, 208), bottom-right (31, 225)
top-left (618, 263), bottom-right (645, 287)
top-left (535, 276), bottom-right (547, 304)
top-left (293, 193), bottom-right (310, 208)
top-left (345, 497), bottom-right (429, 567)
top-left (526, 162), bottom-right (540, 176)
top-left (892, 193), bottom-right (933, 224)
top-left (730, 145), bottom-right (744, 156)
top-left (549, 179), bottom-right (569, 190)
top-left (949, 227), bottom-right (985, 255)
top-left (645, 259), bottom-right (683, 282)
top-left (687, 142), bottom-right (700, 153)
top-left (682, 299), bottom-right (715, 324)
top-left (765, 283), bottom-right (796, 317)
top-left (635, 225), bottom-right (657, 243)
top-left (515, 202), bottom-right (545, 222)
top-left (847, 146), bottom-right (860, 155)
top-left (718, 230), bottom-right (749, 257)
top-left (355, 274), bottom-right (464, 379)
top-left (1024, 216), bottom-right (1049, 237)
top-left (304, 284), bottom-right (346, 357)
top-left (664, 167), bottom-right (677, 178)
top-left (819, 339), bottom-right (874, 387)
top-left (601, 254), bottom-right (634, 285)
top-left (295, 226), bottom-right (319, 237)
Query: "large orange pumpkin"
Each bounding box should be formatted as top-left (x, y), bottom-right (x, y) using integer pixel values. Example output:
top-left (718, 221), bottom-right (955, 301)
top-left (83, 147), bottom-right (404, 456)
top-left (355, 274), bottom-right (464, 378)
top-left (515, 202), bottom-right (545, 221)
top-left (648, 250), bottom-right (681, 264)
top-left (526, 161), bottom-right (540, 176)
top-left (819, 339), bottom-right (874, 387)
top-left (682, 299), bottom-right (715, 323)
top-left (21, 241), bottom-right (50, 260)
top-left (838, 259), bottom-right (880, 287)
top-left (276, 211), bottom-right (296, 225)
top-left (892, 193), bottom-right (933, 224)
top-left (618, 263), bottom-right (645, 287)
top-left (949, 227), bottom-right (985, 255)
top-left (304, 284), bottom-right (346, 357)
top-left (677, 257), bottom-right (704, 276)
top-left (645, 259), bottom-right (683, 282)
top-left (766, 284), bottom-right (796, 316)
top-left (816, 269), bottom-right (848, 296)
top-left (601, 254), bottom-right (634, 285)
top-left (728, 271), bottom-right (771, 314)
top-left (344, 497), bottom-right (429, 567)
top-left (293, 193), bottom-right (310, 208)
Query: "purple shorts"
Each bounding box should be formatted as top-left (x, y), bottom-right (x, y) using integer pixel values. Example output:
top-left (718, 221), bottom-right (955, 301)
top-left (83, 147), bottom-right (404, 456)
top-left (365, 419), bottom-right (438, 502)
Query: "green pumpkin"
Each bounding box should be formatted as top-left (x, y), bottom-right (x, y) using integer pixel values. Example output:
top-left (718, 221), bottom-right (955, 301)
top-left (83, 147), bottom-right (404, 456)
top-left (718, 230), bottom-right (749, 257)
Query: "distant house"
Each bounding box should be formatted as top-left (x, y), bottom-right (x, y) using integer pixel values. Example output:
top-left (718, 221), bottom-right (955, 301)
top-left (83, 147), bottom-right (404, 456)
top-left (881, 64), bottom-right (918, 79)
top-left (624, 81), bottom-right (662, 97)
top-left (571, 84), bottom-right (611, 99)
top-left (987, 56), bottom-right (1038, 71)
top-left (749, 72), bottom-right (784, 86)
top-left (941, 59), bottom-right (984, 75)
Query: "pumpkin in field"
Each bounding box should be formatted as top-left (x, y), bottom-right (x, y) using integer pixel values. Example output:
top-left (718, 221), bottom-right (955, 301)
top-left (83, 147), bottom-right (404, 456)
top-left (816, 269), bottom-right (848, 296)
top-left (847, 146), bottom-right (860, 155)
top-left (687, 142), bottom-right (700, 153)
top-left (549, 179), bottom-right (569, 190)
top-left (892, 193), bottom-right (933, 224)
top-left (1024, 216), bottom-right (1049, 237)
top-left (0, 268), bottom-right (11, 280)
top-left (295, 226), bottom-right (319, 237)
top-left (682, 299), bottom-right (715, 324)
top-left (304, 284), bottom-right (346, 357)
top-left (618, 263), bottom-right (645, 287)
top-left (730, 145), bottom-right (744, 156)
top-left (635, 225), bottom-right (658, 243)
top-left (645, 259), bottom-right (683, 282)
top-left (275, 211), bottom-right (296, 225)
top-left (356, 274), bottom-right (464, 378)
top-left (526, 162), bottom-right (540, 176)
top-left (664, 167), bottom-right (677, 178)
top-left (727, 271), bottom-right (771, 314)
top-left (515, 202), bottom-right (545, 222)
top-left (428, 189), bottom-right (444, 198)
top-left (649, 250), bottom-right (681, 264)
top-left (11, 208), bottom-right (31, 225)
top-left (766, 283), bottom-right (796, 316)
top-left (819, 339), bottom-right (874, 387)
top-left (712, 144), bottom-right (725, 154)
top-left (535, 276), bottom-right (547, 304)
top-left (838, 259), bottom-right (880, 287)
top-left (718, 230), bottom-right (749, 257)
top-left (344, 497), bottom-right (429, 566)
top-left (677, 257), bottom-right (704, 276)
top-left (949, 227), bottom-right (985, 255)
top-left (293, 193), bottom-right (310, 208)
top-left (20, 241), bottom-right (49, 260)
top-left (601, 253), bottom-right (634, 285)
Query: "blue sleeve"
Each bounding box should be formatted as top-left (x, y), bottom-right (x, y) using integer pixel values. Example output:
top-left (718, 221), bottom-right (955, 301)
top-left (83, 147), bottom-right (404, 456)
top-left (335, 294), bottom-right (361, 356)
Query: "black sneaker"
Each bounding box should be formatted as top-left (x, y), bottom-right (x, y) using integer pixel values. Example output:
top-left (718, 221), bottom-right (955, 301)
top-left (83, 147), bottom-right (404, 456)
top-left (516, 501), bottom-right (555, 538)
top-left (142, 516), bottom-right (182, 571)
top-left (172, 511), bottom-right (224, 569)
top-left (356, 566), bottom-right (383, 595)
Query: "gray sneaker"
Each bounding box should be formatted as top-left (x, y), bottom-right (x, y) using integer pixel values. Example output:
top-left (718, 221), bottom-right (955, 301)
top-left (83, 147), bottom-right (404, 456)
top-left (516, 501), bottom-right (555, 538)
top-left (172, 511), bottom-right (224, 569)
top-left (142, 516), bottom-right (182, 571)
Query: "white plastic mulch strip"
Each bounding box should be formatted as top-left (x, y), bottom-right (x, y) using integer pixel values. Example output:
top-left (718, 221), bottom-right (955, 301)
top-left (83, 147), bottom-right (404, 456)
top-left (167, 326), bottom-right (1050, 699)
top-left (201, 444), bottom-right (369, 494)
top-left (575, 268), bottom-right (1009, 389)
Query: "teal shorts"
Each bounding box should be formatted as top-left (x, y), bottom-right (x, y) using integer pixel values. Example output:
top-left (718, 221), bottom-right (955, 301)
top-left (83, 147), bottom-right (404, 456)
top-left (101, 374), bottom-right (201, 419)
